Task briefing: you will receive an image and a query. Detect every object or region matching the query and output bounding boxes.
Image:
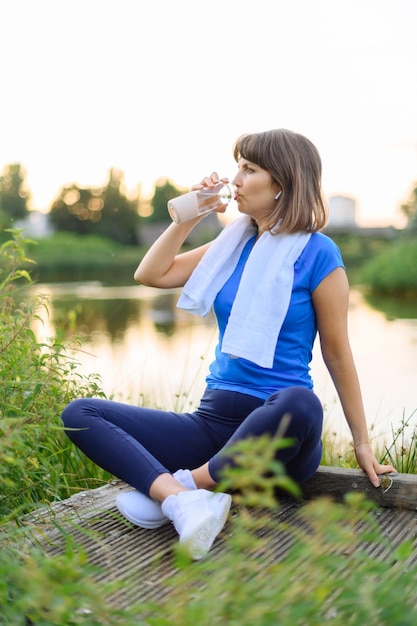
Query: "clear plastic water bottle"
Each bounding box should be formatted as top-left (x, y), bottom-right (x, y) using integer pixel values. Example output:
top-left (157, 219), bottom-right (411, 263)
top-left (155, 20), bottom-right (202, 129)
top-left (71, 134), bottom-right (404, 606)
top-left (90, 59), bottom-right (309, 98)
top-left (167, 182), bottom-right (235, 224)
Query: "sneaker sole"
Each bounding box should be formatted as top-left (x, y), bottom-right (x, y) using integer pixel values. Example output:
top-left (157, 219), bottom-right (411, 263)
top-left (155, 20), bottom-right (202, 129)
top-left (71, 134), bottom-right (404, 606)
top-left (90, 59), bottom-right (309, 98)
top-left (116, 500), bottom-right (169, 530)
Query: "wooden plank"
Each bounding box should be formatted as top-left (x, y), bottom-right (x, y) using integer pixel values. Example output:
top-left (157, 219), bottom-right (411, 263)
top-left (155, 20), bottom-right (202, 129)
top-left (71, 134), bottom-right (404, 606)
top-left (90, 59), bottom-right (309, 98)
top-left (29, 480), bottom-right (417, 611)
top-left (302, 467), bottom-right (417, 510)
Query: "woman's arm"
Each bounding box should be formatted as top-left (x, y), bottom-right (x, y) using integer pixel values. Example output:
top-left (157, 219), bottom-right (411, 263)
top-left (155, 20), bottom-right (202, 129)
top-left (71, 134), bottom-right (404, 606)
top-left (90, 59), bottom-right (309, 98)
top-left (312, 267), bottom-right (396, 486)
top-left (134, 219), bottom-right (211, 288)
top-left (135, 172), bottom-right (227, 289)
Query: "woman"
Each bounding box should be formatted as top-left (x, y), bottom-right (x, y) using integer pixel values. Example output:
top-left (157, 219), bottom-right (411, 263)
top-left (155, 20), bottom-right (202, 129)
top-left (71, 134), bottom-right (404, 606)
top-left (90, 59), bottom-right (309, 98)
top-left (62, 129), bottom-right (395, 560)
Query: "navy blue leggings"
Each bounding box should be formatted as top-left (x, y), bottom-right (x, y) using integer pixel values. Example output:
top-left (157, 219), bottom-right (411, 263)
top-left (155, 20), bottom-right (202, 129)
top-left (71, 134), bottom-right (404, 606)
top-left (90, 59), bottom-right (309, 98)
top-left (61, 387), bottom-right (323, 496)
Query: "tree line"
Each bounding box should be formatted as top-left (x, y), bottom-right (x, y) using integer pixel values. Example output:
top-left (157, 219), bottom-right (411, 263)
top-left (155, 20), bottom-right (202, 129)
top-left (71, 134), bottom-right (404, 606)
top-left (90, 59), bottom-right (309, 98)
top-left (1, 162), bottom-right (417, 245)
top-left (0, 163), bottom-right (186, 245)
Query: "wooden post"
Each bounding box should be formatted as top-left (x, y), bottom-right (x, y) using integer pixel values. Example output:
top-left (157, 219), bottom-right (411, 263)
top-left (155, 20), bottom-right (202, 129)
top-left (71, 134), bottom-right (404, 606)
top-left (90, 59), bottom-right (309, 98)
top-left (302, 467), bottom-right (417, 511)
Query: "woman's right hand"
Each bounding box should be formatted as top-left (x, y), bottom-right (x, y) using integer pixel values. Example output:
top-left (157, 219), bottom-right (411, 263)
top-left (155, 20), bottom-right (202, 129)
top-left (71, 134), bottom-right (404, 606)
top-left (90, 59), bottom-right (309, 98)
top-left (191, 172), bottom-right (231, 215)
top-left (135, 172), bottom-right (229, 288)
top-left (191, 171), bottom-right (228, 191)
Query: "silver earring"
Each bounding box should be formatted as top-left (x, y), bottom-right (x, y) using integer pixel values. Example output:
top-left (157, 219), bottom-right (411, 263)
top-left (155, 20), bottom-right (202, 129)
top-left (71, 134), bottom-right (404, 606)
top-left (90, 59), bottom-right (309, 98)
top-left (275, 191), bottom-right (282, 200)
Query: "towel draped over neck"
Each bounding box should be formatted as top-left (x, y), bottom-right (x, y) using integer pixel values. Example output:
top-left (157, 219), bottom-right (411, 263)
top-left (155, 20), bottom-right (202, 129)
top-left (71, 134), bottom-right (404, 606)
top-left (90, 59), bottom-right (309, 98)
top-left (177, 215), bottom-right (311, 368)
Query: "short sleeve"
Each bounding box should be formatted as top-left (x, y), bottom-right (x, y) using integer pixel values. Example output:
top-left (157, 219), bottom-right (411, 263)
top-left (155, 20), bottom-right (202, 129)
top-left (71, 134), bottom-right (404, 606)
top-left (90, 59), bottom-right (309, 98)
top-left (298, 233), bottom-right (345, 293)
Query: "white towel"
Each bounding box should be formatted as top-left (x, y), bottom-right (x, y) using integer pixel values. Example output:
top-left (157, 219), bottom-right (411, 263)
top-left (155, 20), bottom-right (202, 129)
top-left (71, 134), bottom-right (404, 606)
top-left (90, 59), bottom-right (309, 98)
top-left (177, 215), bottom-right (311, 368)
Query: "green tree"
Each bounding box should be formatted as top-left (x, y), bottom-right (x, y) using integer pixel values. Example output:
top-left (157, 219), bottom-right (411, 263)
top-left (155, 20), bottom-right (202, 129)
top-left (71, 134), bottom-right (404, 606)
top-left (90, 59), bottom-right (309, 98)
top-left (0, 163), bottom-right (30, 230)
top-left (401, 183), bottom-right (417, 234)
top-left (147, 177), bottom-right (185, 223)
top-left (48, 185), bottom-right (98, 235)
top-left (97, 168), bottom-right (140, 243)
top-left (49, 168), bottom-right (140, 244)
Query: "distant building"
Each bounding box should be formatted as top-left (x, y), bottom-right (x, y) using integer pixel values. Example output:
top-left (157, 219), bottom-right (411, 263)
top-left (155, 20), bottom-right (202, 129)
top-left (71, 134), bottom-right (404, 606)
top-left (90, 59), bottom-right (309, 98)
top-left (14, 211), bottom-right (54, 238)
top-left (325, 194), bottom-right (398, 238)
top-left (327, 195), bottom-right (357, 228)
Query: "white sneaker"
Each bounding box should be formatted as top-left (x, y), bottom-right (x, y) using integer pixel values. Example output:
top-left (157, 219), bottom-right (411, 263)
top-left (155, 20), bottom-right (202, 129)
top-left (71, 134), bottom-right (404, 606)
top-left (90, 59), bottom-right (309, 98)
top-left (161, 489), bottom-right (232, 560)
top-left (116, 469), bottom-right (196, 529)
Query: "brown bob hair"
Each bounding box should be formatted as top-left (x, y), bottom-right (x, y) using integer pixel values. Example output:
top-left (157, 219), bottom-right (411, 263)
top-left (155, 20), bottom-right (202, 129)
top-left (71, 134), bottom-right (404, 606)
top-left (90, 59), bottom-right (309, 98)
top-left (233, 129), bottom-right (328, 233)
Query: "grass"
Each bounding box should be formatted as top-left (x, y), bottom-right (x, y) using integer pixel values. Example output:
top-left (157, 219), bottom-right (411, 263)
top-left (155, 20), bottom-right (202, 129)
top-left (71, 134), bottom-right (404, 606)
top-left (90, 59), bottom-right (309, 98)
top-left (3, 432), bottom-right (417, 625)
top-left (140, 483), bottom-right (417, 625)
top-left (321, 408), bottom-right (417, 475)
top-left (0, 231), bottom-right (113, 520)
top-left (381, 409), bottom-right (417, 474)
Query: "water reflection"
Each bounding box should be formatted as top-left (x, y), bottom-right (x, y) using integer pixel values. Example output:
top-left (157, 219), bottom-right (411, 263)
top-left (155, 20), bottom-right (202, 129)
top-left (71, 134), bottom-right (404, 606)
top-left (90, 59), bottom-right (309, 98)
top-left (53, 297), bottom-right (142, 340)
top-left (27, 282), bottom-right (417, 445)
top-left (51, 291), bottom-right (182, 339)
top-left (363, 291), bottom-right (417, 321)
top-left (29, 282), bottom-right (217, 413)
top-left (312, 289), bottom-right (417, 444)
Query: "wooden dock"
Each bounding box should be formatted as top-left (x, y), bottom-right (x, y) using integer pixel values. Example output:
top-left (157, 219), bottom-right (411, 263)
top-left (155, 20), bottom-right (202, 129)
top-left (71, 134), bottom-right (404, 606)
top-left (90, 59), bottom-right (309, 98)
top-left (27, 467), bottom-right (417, 612)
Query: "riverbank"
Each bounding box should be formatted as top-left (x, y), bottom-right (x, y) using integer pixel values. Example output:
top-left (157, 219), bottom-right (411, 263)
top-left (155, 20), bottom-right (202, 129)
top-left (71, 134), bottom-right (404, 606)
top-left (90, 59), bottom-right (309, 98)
top-left (17, 230), bottom-right (417, 295)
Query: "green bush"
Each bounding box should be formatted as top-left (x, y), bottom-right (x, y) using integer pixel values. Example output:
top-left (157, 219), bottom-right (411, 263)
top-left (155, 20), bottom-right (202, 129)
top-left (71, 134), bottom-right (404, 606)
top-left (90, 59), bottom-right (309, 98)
top-left (358, 238), bottom-right (417, 295)
top-left (24, 232), bottom-right (144, 284)
top-left (330, 233), bottom-right (392, 273)
top-left (0, 230), bottom-right (110, 519)
top-left (4, 430), bottom-right (417, 625)
top-left (0, 533), bottom-right (140, 625)
top-left (140, 436), bottom-right (417, 626)
top-left (144, 498), bottom-right (417, 625)
top-left (0, 230), bottom-right (140, 625)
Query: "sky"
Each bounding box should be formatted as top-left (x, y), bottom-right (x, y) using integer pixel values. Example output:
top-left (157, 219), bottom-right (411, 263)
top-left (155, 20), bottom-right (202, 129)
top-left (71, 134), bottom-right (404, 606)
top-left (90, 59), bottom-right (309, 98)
top-left (1, 0), bottom-right (417, 226)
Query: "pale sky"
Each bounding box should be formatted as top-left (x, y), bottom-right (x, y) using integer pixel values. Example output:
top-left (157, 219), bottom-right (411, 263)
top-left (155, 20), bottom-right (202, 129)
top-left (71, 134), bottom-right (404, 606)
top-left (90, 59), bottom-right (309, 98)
top-left (1, 0), bottom-right (417, 226)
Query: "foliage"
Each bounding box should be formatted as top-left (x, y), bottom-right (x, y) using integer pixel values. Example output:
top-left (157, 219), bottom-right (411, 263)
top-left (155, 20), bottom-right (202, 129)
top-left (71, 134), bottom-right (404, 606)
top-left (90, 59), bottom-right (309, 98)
top-left (357, 238), bottom-right (417, 295)
top-left (49, 169), bottom-right (140, 245)
top-left (328, 232), bottom-right (393, 281)
top-left (0, 532), bottom-right (142, 625)
top-left (0, 230), bottom-right (110, 519)
top-left (23, 231), bottom-right (144, 284)
top-left (0, 163), bottom-right (30, 232)
top-left (147, 178), bottom-right (185, 223)
top-left (139, 438), bottom-right (417, 626)
top-left (155, 499), bottom-right (415, 626)
top-left (3, 422), bottom-right (417, 625)
top-left (401, 183), bottom-right (417, 233)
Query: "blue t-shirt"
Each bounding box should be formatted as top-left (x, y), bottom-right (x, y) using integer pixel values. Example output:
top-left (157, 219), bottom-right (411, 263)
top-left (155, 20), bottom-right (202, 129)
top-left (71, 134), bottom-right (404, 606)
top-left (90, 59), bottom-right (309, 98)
top-left (205, 232), bottom-right (344, 399)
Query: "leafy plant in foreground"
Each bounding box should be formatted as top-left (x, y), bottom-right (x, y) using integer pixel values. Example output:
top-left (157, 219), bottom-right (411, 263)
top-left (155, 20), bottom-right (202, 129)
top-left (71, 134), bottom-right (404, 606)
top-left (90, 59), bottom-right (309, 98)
top-left (140, 437), bottom-right (417, 626)
top-left (0, 230), bottom-right (109, 519)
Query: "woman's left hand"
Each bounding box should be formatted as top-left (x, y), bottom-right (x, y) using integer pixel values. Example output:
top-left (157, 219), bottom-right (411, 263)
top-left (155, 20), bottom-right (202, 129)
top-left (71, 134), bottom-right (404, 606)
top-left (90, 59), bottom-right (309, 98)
top-left (354, 442), bottom-right (397, 487)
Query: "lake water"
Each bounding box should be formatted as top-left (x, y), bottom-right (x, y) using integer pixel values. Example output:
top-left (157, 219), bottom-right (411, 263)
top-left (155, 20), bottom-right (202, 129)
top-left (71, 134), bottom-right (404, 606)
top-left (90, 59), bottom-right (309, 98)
top-left (29, 282), bottom-right (417, 447)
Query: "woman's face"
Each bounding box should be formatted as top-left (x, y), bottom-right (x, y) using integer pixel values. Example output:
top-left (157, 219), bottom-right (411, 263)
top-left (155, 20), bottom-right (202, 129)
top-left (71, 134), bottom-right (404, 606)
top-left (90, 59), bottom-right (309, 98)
top-left (232, 158), bottom-right (281, 229)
